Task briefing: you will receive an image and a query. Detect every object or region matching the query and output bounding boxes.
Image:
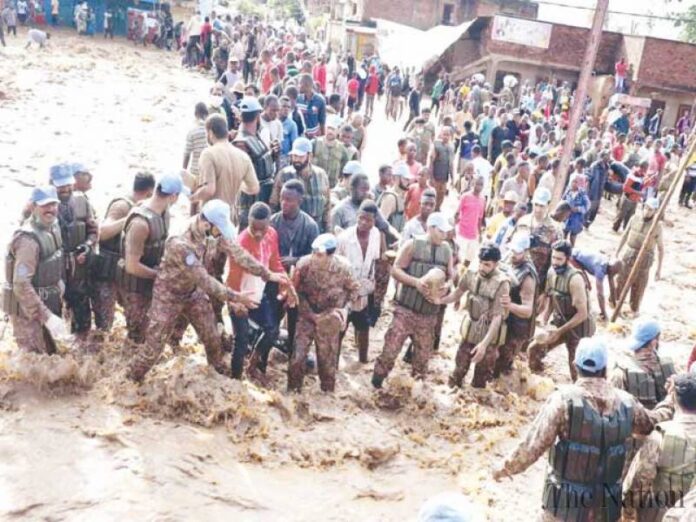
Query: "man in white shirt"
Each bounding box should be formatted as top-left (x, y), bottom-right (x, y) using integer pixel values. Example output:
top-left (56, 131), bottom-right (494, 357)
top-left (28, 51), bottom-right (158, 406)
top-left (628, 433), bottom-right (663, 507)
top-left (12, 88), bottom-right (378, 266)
top-left (400, 188), bottom-right (437, 246)
top-left (336, 200), bottom-right (383, 363)
top-left (259, 95), bottom-right (283, 149)
top-left (471, 145), bottom-right (493, 200)
top-left (185, 12), bottom-right (202, 67)
top-left (25, 28), bottom-right (49, 49)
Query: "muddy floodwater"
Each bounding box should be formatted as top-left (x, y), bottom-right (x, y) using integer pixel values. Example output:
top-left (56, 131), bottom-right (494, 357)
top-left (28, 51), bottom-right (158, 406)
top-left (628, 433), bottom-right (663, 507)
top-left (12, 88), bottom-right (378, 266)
top-left (1, 29), bottom-right (695, 521)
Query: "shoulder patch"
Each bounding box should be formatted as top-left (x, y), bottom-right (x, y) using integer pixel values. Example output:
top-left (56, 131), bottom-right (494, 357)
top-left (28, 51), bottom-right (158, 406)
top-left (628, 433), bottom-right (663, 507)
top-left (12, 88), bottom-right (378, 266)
top-left (185, 253), bottom-right (197, 266)
top-left (16, 263), bottom-right (30, 279)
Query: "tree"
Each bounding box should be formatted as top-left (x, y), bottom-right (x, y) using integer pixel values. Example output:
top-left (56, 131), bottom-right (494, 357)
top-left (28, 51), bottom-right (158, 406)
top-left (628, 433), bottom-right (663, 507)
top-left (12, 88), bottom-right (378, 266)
top-left (673, 4), bottom-right (696, 43)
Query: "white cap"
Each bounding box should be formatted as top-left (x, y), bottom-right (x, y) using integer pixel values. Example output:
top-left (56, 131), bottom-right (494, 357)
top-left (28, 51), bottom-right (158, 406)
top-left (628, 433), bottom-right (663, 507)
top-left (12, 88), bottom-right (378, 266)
top-left (509, 233), bottom-right (531, 254)
top-left (426, 212), bottom-right (453, 233)
top-left (502, 190), bottom-right (519, 203)
top-left (393, 162), bottom-right (411, 178)
top-left (532, 187), bottom-right (552, 206)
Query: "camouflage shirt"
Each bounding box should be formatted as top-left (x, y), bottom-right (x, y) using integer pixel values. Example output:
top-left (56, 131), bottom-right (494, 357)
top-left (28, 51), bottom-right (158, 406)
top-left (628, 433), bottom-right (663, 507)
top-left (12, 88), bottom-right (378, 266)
top-left (515, 214), bottom-right (561, 282)
top-left (500, 377), bottom-right (674, 477)
top-left (293, 253), bottom-right (359, 315)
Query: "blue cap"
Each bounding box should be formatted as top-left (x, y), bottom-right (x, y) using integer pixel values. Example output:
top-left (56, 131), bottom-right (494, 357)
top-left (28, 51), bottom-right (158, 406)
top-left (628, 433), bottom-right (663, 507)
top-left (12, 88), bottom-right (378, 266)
top-left (342, 160), bottom-right (364, 176)
top-left (418, 492), bottom-right (476, 522)
top-left (239, 96), bottom-right (262, 113)
top-left (158, 172), bottom-right (190, 196)
top-left (30, 186), bottom-right (59, 206)
top-left (49, 163), bottom-right (75, 187)
top-left (574, 337), bottom-right (608, 373)
top-left (311, 233), bottom-right (337, 253)
top-left (627, 319), bottom-right (661, 351)
top-left (290, 137), bottom-right (312, 157)
top-left (69, 162), bottom-right (90, 175)
top-left (532, 187), bottom-right (552, 206)
top-left (201, 199), bottom-right (236, 240)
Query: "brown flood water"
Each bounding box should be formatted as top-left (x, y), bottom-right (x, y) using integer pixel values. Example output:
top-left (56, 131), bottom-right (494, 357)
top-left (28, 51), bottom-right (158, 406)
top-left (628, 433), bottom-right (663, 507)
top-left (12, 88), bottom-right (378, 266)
top-left (1, 28), bottom-right (695, 521)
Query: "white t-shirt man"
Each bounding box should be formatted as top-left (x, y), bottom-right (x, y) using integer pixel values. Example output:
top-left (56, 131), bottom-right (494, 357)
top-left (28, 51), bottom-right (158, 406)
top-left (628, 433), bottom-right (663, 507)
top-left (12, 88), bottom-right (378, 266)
top-left (259, 117), bottom-right (283, 149)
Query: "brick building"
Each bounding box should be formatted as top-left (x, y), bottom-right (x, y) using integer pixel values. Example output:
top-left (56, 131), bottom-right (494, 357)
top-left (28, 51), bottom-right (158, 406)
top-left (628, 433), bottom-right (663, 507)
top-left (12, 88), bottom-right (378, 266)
top-left (430, 16), bottom-right (696, 127)
top-left (357, 0), bottom-right (537, 30)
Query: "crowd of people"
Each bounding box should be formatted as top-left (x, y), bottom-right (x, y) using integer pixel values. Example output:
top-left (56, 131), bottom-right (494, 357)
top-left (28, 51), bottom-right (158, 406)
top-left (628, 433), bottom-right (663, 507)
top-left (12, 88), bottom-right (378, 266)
top-left (5, 9), bottom-right (696, 520)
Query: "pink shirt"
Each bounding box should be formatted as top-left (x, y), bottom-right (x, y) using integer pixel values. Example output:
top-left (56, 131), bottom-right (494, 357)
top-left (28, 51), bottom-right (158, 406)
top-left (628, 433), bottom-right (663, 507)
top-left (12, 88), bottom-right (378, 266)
top-left (457, 193), bottom-right (485, 240)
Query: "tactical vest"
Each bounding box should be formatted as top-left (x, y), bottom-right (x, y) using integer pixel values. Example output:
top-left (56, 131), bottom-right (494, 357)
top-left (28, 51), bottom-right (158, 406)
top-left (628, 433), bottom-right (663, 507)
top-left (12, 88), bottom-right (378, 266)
top-left (377, 190), bottom-right (405, 232)
top-left (59, 193), bottom-right (90, 252)
top-left (313, 139), bottom-right (344, 188)
top-left (238, 130), bottom-right (274, 185)
top-left (507, 260), bottom-right (539, 339)
top-left (115, 206), bottom-right (168, 295)
top-left (638, 422), bottom-right (696, 522)
top-left (3, 220), bottom-right (63, 317)
top-left (94, 197), bottom-right (134, 282)
top-left (618, 355), bottom-right (675, 409)
top-left (461, 269), bottom-right (508, 346)
top-left (625, 214), bottom-right (659, 265)
top-left (548, 266), bottom-right (594, 340)
top-left (395, 237), bottom-right (450, 316)
top-left (543, 390), bottom-right (634, 522)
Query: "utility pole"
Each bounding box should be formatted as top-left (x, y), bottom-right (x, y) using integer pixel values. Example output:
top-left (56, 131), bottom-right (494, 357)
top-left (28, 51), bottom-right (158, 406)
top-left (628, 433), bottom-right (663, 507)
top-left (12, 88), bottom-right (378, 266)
top-left (551, 0), bottom-right (610, 208)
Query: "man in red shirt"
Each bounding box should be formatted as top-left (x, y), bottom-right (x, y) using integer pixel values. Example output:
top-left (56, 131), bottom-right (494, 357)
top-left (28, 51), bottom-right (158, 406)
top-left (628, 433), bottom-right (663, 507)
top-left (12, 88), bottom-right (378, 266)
top-left (611, 133), bottom-right (627, 162)
top-left (645, 138), bottom-right (666, 199)
top-left (313, 55), bottom-right (327, 95)
top-left (259, 49), bottom-right (274, 95)
top-left (364, 66), bottom-right (379, 119)
top-left (346, 73), bottom-right (360, 118)
top-left (614, 57), bottom-right (628, 93)
top-left (227, 202), bottom-right (293, 382)
top-left (613, 160), bottom-right (646, 232)
top-left (404, 166), bottom-right (430, 220)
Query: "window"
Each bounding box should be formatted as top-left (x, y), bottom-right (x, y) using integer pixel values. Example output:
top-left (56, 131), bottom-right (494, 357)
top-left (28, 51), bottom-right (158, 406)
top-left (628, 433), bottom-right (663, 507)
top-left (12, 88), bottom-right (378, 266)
top-left (442, 4), bottom-right (454, 25)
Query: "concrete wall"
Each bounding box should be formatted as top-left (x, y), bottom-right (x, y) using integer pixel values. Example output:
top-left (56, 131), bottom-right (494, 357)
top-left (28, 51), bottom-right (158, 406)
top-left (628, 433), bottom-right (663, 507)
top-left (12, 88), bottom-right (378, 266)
top-left (634, 87), bottom-right (694, 129)
top-left (361, 0), bottom-right (445, 30)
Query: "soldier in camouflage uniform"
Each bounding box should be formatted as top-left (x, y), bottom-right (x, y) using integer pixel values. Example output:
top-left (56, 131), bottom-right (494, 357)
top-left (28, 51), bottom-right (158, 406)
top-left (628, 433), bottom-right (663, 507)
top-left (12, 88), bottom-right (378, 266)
top-left (407, 110), bottom-right (435, 165)
top-left (515, 187), bottom-right (561, 297)
top-left (493, 338), bottom-right (674, 522)
top-left (615, 198), bottom-right (664, 314)
top-left (528, 239), bottom-right (595, 381)
top-left (92, 172), bottom-right (155, 332)
top-left (623, 373), bottom-right (696, 521)
top-left (439, 244), bottom-right (510, 389)
top-left (372, 213), bottom-right (454, 388)
top-left (288, 233), bottom-right (359, 392)
top-left (377, 161), bottom-right (409, 236)
top-left (312, 115), bottom-right (349, 189)
top-left (3, 187), bottom-right (69, 353)
top-left (116, 173), bottom-right (185, 344)
top-left (50, 164), bottom-right (99, 341)
top-left (610, 320), bottom-right (675, 410)
top-left (128, 200), bottom-right (272, 381)
top-left (496, 233), bottom-right (538, 377)
top-left (270, 137), bottom-right (332, 232)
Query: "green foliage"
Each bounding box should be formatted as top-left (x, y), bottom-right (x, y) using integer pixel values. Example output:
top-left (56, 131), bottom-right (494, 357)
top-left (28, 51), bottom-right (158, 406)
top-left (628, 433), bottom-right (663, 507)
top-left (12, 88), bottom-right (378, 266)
top-left (268, 0), bottom-right (304, 23)
top-left (235, 0), bottom-right (265, 18)
top-left (673, 5), bottom-right (696, 43)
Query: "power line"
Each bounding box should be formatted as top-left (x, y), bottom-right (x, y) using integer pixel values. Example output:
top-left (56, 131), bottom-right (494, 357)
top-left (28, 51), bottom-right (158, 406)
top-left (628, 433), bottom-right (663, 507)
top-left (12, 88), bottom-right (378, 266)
top-left (533, 0), bottom-right (696, 24)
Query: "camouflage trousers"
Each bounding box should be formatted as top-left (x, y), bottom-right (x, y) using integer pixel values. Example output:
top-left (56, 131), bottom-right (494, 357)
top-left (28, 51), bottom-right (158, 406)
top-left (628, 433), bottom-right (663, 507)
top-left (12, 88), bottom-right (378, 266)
top-left (494, 334), bottom-right (528, 378)
top-left (617, 255), bottom-right (651, 313)
top-left (450, 340), bottom-right (500, 388)
top-left (63, 284), bottom-right (92, 335)
top-left (373, 304), bottom-right (438, 381)
top-left (431, 179), bottom-right (447, 211)
top-left (91, 280), bottom-right (119, 331)
top-left (373, 258), bottom-right (391, 311)
top-left (288, 308), bottom-right (343, 392)
top-left (118, 289), bottom-right (152, 344)
top-left (128, 288), bottom-right (225, 381)
top-left (11, 316), bottom-right (57, 354)
top-left (528, 333), bottom-right (581, 381)
top-left (612, 196), bottom-right (637, 232)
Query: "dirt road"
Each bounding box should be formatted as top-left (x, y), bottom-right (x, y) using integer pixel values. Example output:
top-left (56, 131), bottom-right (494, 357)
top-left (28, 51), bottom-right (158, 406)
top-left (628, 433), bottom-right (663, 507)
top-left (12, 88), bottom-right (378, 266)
top-left (1, 29), bottom-right (695, 521)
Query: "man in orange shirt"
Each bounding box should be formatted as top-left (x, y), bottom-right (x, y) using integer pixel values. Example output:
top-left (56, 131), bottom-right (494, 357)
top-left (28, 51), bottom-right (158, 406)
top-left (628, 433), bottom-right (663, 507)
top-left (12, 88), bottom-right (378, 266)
top-left (227, 201), bottom-right (293, 382)
top-left (404, 166), bottom-right (430, 220)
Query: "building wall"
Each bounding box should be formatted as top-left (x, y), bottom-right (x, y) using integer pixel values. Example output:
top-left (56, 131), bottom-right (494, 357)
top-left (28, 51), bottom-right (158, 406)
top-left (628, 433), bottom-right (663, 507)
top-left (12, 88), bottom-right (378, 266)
top-left (483, 22), bottom-right (622, 75)
top-left (361, 0), bottom-right (445, 30)
top-left (634, 87), bottom-right (694, 129)
top-left (638, 38), bottom-right (696, 94)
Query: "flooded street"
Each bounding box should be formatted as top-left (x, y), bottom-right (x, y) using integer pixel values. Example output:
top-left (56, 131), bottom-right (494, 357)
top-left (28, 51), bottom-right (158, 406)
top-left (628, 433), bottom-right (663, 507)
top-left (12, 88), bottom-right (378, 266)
top-left (1, 28), bottom-right (695, 520)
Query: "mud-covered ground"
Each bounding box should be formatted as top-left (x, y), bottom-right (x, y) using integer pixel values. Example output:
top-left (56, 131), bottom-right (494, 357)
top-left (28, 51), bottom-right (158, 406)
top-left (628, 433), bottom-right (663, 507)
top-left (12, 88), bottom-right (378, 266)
top-left (1, 29), bottom-right (695, 521)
